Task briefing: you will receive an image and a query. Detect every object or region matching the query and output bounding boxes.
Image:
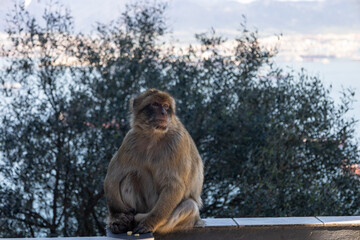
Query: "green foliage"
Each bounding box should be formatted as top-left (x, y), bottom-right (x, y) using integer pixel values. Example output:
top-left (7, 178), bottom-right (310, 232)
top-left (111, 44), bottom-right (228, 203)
top-left (0, 1), bottom-right (359, 237)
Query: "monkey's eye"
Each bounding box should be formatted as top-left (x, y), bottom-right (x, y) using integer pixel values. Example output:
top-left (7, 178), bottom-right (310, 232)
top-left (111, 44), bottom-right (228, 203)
top-left (152, 102), bottom-right (161, 107)
top-left (163, 104), bottom-right (169, 110)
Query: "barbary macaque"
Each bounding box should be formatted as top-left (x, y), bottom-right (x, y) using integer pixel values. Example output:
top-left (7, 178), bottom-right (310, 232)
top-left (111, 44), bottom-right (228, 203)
top-left (104, 89), bottom-right (204, 234)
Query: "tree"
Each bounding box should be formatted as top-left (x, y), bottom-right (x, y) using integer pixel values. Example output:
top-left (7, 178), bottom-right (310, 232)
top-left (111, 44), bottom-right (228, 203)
top-left (0, 2), bottom-right (104, 237)
top-left (162, 29), bottom-right (360, 217)
top-left (0, 1), bottom-right (359, 237)
top-left (0, 1), bottom-right (169, 237)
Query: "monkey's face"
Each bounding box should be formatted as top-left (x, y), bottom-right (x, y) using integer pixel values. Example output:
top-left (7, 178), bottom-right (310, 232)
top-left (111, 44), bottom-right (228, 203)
top-left (131, 89), bottom-right (176, 133)
top-left (146, 101), bottom-right (171, 131)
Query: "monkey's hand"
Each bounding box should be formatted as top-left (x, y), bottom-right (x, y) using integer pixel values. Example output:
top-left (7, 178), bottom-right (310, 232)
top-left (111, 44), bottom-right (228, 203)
top-left (107, 212), bottom-right (135, 234)
top-left (133, 221), bottom-right (154, 234)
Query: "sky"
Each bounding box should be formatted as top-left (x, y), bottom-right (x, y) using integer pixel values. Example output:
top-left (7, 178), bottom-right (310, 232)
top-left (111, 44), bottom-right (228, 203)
top-left (0, 0), bottom-right (359, 136)
top-left (0, 0), bottom-right (359, 60)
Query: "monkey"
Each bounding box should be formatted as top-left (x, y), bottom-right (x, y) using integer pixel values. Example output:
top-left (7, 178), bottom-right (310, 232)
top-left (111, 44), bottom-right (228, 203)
top-left (104, 89), bottom-right (204, 234)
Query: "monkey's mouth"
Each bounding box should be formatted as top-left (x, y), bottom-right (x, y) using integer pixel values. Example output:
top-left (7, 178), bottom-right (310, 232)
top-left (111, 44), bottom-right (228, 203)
top-left (154, 120), bottom-right (168, 130)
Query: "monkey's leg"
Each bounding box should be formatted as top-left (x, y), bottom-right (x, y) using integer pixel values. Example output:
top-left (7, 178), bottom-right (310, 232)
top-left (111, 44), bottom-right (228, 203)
top-left (107, 173), bottom-right (139, 233)
top-left (108, 171), bottom-right (156, 233)
top-left (152, 199), bottom-right (201, 234)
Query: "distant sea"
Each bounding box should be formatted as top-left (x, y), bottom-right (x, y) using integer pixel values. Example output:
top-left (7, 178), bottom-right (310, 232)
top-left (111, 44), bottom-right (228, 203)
top-left (1, 57), bottom-right (359, 139)
top-left (276, 59), bottom-right (360, 140)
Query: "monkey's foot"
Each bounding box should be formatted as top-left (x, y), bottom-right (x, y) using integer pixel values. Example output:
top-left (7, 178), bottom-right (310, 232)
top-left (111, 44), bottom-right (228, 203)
top-left (133, 222), bottom-right (153, 234)
top-left (107, 213), bottom-right (134, 234)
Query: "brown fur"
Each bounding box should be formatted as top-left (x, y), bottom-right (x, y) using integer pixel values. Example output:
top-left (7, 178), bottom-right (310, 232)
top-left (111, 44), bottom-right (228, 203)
top-left (104, 89), bottom-right (204, 234)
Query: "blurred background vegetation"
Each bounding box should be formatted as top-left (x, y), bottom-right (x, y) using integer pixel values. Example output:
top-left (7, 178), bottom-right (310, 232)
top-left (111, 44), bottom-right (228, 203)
top-left (0, 1), bottom-right (359, 237)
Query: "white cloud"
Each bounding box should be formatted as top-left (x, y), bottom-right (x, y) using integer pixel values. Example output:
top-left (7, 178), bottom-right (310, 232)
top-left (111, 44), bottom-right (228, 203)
top-left (24, 0), bottom-right (32, 9)
top-left (276, 0), bottom-right (325, 2)
top-left (234, 0), bottom-right (325, 2)
top-left (233, 0), bottom-right (257, 4)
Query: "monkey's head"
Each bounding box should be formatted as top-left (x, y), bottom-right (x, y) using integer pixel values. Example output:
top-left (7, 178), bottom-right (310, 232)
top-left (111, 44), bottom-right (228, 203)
top-left (130, 89), bottom-right (176, 133)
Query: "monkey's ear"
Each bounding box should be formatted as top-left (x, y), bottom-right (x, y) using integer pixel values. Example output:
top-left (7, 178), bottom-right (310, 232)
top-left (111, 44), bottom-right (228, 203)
top-left (130, 97), bottom-right (140, 113)
top-left (170, 98), bottom-right (176, 114)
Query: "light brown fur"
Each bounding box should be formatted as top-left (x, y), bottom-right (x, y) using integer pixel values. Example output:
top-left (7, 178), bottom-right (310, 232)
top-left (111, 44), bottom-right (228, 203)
top-left (104, 89), bottom-right (204, 234)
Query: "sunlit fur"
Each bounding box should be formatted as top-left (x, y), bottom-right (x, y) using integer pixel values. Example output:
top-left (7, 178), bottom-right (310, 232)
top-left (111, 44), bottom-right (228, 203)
top-left (104, 89), bottom-right (204, 234)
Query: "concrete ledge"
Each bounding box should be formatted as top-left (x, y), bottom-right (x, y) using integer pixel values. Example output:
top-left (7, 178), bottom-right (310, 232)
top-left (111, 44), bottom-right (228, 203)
top-left (156, 216), bottom-right (360, 240)
top-left (202, 216), bottom-right (360, 228)
top-left (2, 216), bottom-right (360, 240)
top-left (317, 216), bottom-right (360, 226)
